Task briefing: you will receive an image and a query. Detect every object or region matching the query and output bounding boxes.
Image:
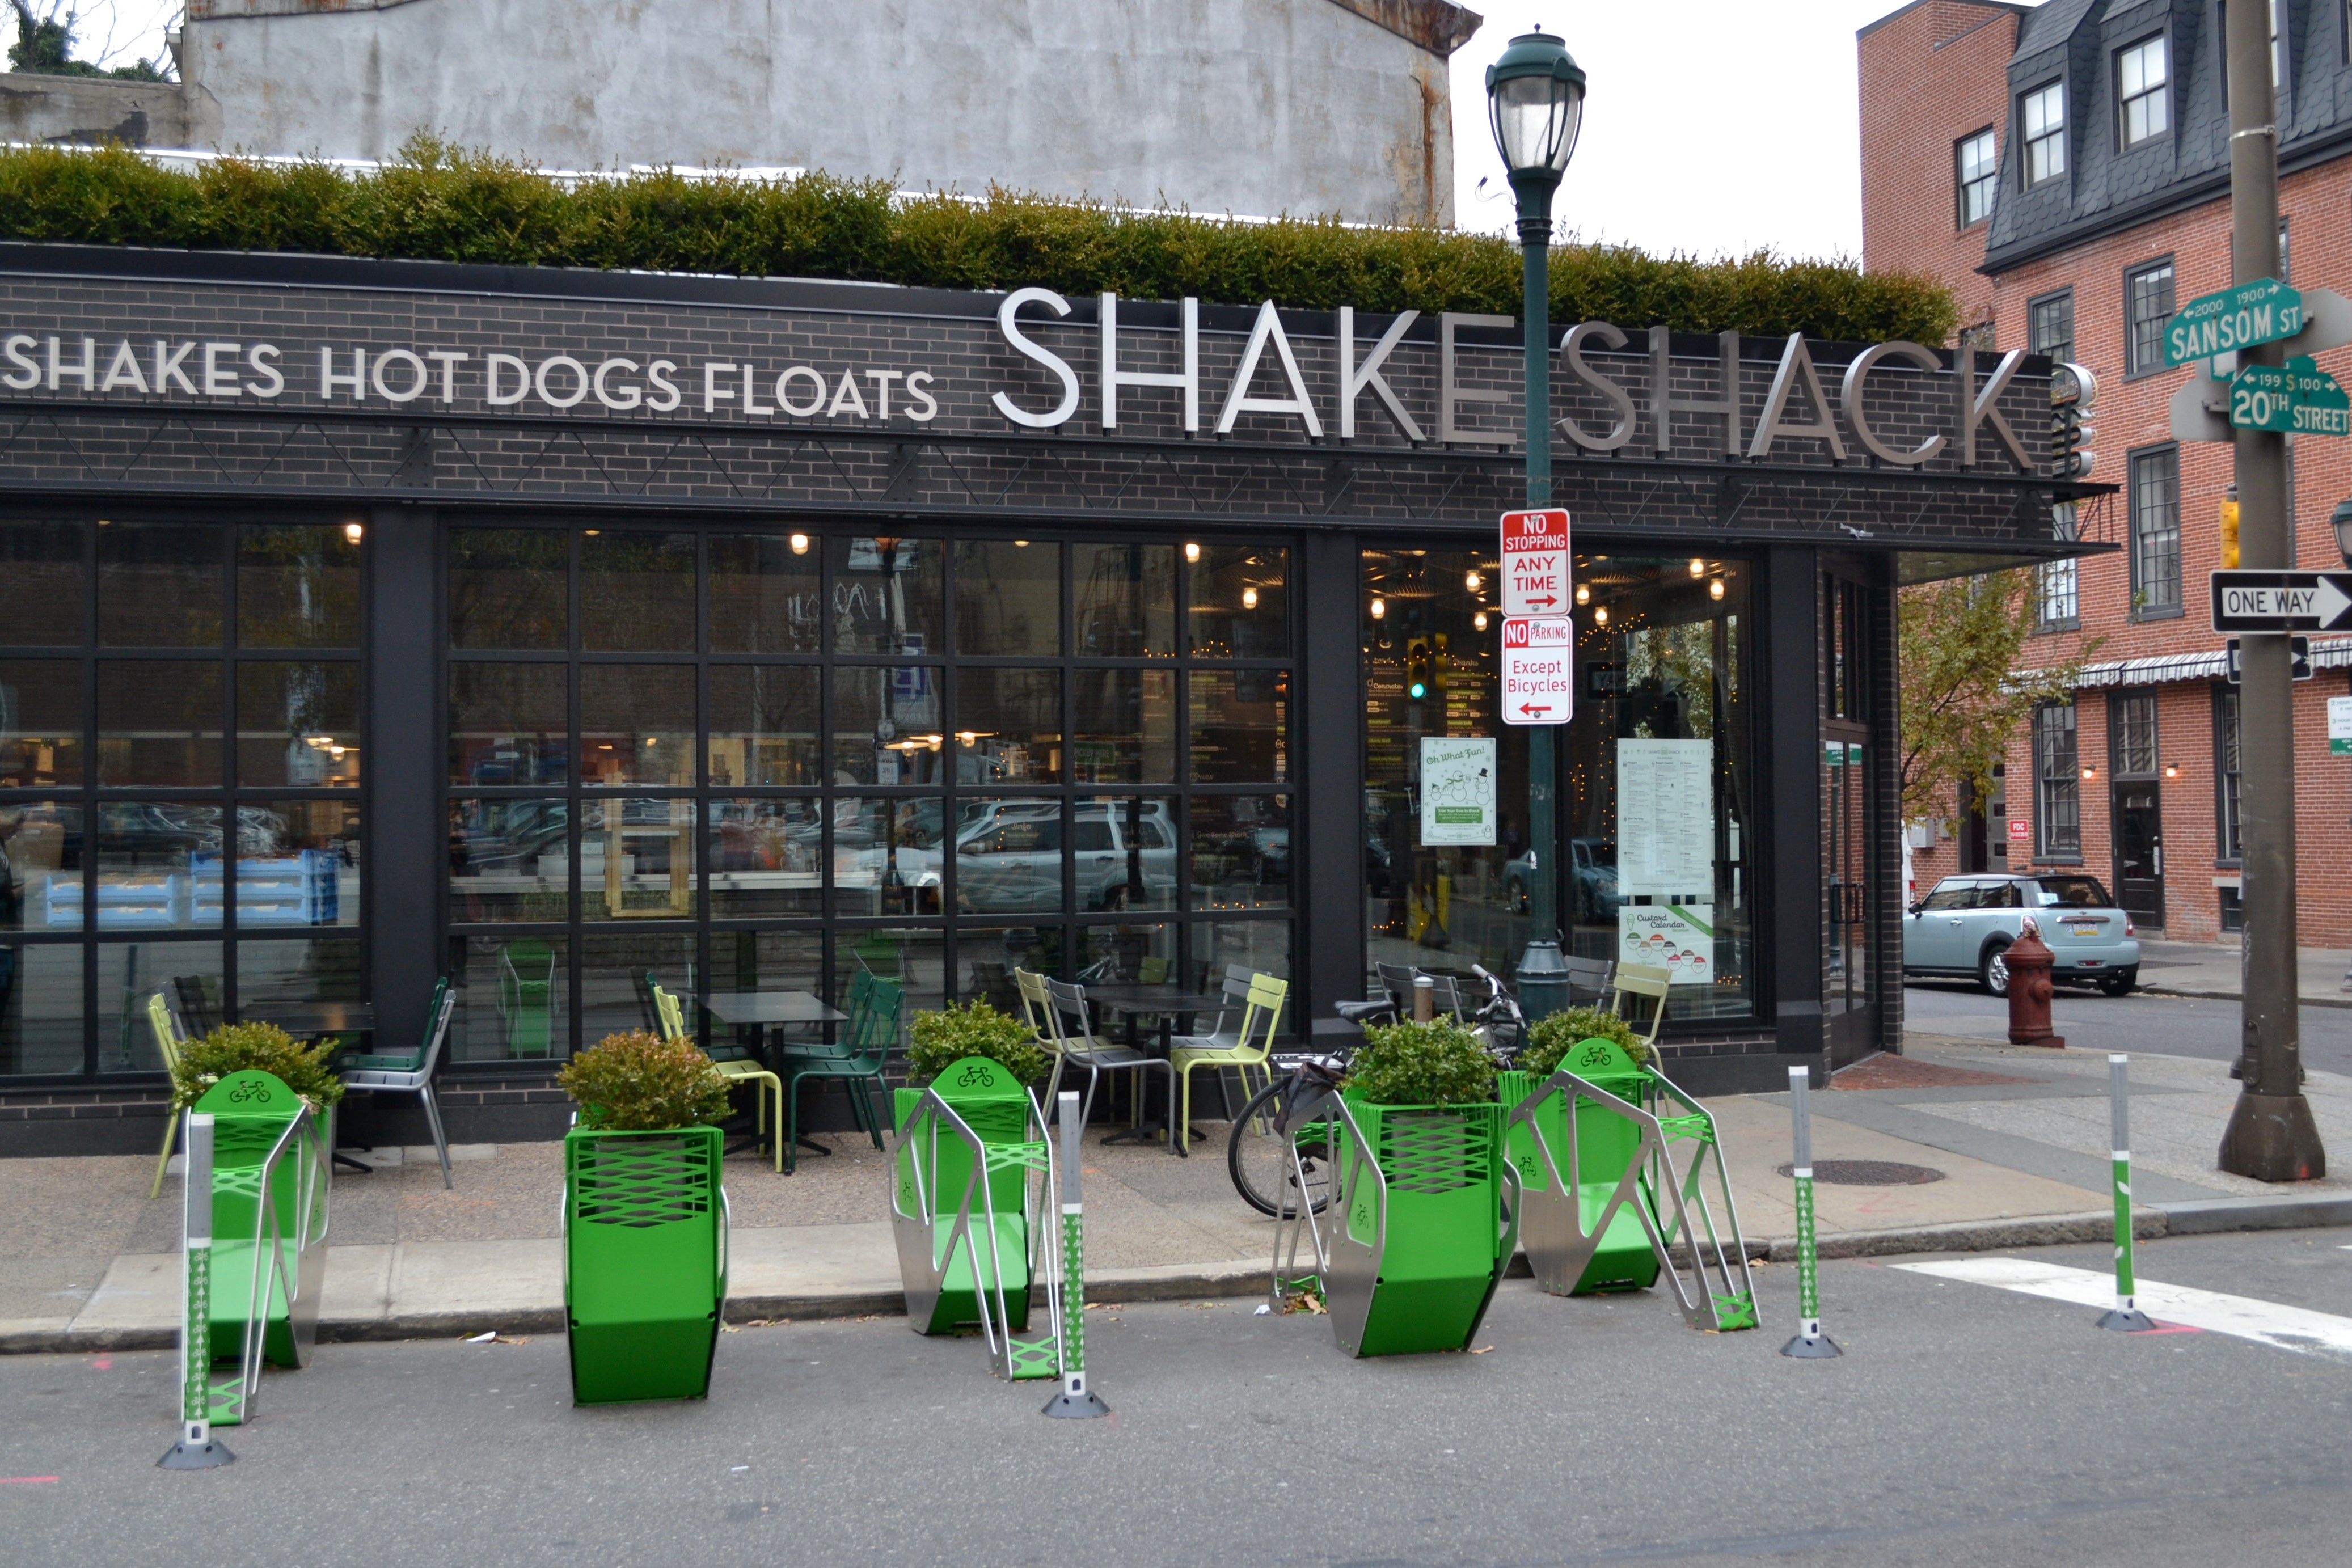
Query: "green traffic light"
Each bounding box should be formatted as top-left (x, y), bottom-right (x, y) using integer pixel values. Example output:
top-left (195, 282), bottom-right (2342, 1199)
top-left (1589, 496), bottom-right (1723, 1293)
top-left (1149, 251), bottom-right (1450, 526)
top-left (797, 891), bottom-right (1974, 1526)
top-left (1409, 681), bottom-right (1427, 699)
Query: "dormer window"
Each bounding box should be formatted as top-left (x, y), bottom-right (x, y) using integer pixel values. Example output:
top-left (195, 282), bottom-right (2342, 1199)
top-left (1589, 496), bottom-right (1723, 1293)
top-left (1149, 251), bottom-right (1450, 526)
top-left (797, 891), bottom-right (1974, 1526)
top-left (2022, 81), bottom-right (2067, 187)
top-left (2117, 36), bottom-right (2169, 147)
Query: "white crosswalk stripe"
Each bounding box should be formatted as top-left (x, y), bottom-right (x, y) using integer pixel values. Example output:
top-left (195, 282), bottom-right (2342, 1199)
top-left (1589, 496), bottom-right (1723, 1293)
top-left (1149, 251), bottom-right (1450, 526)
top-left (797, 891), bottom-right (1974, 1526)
top-left (1893, 1257), bottom-right (2352, 1356)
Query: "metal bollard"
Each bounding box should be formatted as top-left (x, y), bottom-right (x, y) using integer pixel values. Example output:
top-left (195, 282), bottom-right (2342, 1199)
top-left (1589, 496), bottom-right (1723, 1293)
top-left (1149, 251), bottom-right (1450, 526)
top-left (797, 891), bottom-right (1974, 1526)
top-left (2096, 1055), bottom-right (2156, 1333)
top-left (1041, 1091), bottom-right (1110, 1418)
top-left (1780, 1067), bottom-right (1841, 1359)
top-left (1412, 975), bottom-right (1435, 1021)
top-left (159, 1112), bottom-right (234, 1468)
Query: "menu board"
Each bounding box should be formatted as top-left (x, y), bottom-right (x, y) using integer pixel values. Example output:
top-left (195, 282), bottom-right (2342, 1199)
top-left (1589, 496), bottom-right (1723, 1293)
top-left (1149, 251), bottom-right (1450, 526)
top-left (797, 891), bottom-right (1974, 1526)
top-left (1419, 737), bottom-right (1497, 846)
top-left (1617, 739), bottom-right (1713, 898)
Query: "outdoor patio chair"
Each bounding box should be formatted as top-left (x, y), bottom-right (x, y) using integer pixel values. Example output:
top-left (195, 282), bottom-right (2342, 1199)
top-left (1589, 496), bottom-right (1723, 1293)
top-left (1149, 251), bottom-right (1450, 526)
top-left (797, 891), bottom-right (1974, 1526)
top-left (1608, 962), bottom-right (1672, 1054)
top-left (1564, 954), bottom-right (1616, 1007)
top-left (172, 973), bottom-right (222, 1037)
top-left (338, 977), bottom-right (458, 1188)
top-left (1375, 961), bottom-right (1466, 1022)
top-left (658, 980), bottom-right (786, 1173)
top-left (1041, 977), bottom-right (1174, 1142)
top-left (144, 992), bottom-right (190, 1199)
top-left (780, 976), bottom-right (897, 1172)
top-left (1168, 972), bottom-right (1287, 1153)
top-left (497, 939), bottom-right (555, 1058)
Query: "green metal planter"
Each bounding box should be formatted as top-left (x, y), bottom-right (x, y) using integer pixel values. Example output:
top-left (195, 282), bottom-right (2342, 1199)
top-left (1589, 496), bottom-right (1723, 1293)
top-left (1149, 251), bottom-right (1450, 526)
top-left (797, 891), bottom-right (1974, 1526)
top-left (1272, 1090), bottom-right (1519, 1358)
top-left (562, 1122), bottom-right (728, 1405)
top-left (1505, 1041), bottom-right (1758, 1332)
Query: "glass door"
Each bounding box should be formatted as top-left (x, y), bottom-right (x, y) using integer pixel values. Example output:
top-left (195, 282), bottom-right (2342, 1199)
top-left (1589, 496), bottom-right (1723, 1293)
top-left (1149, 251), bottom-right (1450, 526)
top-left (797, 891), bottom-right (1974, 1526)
top-left (1822, 722), bottom-right (1874, 1064)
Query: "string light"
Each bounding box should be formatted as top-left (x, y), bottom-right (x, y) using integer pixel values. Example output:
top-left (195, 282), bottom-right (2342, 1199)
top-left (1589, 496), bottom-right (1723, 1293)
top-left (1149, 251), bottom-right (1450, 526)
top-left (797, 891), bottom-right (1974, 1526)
top-left (1473, 610), bottom-right (1489, 631)
top-left (1465, 570), bottom-right (1481, 592)
top-left (1688, 557), bottom-right (1706, 577)
top-left (1593, 605), bottom-right (1610, 625)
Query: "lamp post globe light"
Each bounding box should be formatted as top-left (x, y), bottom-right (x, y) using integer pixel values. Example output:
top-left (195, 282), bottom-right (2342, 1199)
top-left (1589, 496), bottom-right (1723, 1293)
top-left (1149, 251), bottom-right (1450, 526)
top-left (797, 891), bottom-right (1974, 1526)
top-left (1488, 30), bottom-right (1586, 1020)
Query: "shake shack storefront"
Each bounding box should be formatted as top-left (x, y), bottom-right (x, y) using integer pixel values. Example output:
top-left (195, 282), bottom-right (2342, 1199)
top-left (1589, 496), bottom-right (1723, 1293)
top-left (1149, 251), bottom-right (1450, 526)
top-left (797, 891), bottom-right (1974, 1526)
top-left (0, 245), bottom-right (2098, 1151)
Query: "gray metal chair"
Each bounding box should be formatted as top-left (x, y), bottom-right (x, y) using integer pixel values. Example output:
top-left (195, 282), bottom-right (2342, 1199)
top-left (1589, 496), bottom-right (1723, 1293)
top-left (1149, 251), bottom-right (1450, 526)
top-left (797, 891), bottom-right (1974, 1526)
top-left (339, 984), bottom-right (458, 1187)
top-left (1041, 977), bottom-right (1175, 1144)
top-left (1564, 954), bottom-right (1616, 1007)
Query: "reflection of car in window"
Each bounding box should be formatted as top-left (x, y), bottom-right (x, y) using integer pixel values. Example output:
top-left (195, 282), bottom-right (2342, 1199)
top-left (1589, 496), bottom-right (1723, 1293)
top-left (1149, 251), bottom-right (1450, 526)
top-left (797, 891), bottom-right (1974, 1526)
top-left (1505, 836), bottom-right (1621, 921)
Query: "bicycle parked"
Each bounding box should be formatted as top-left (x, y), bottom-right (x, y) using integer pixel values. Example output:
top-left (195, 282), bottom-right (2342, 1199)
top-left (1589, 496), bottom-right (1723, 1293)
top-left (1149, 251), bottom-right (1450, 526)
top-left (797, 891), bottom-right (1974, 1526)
top-left (1225, 964), bottom-right (1523, 1218)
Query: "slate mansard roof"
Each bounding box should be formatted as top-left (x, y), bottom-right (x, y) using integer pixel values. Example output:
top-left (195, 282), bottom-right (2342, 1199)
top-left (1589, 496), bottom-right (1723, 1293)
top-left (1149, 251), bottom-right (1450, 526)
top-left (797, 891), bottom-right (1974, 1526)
top-left (1981, 0), bottom-right (2352, 274)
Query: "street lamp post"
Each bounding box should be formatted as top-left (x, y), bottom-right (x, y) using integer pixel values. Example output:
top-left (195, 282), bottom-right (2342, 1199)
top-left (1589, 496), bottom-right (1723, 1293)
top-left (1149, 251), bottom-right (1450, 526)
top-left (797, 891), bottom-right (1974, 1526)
top-left (1487, 31), bottom-right (1586, 1017)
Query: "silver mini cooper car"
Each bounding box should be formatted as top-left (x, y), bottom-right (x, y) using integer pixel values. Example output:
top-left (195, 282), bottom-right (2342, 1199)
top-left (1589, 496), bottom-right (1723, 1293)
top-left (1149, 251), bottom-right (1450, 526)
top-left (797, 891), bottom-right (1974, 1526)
top-left (1902, 873), bottom-right (2141, 997)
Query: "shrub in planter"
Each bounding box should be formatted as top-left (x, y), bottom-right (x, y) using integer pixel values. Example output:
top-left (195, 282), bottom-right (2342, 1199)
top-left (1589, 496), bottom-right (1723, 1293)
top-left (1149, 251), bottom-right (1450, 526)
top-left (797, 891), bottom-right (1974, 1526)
top-left (1345, 1018), bottom-right (1495, 1107)
top-left (556, 1030), bottom-right (730, 1405)
top-left (556, 1029), bottom-right (733, 1131)
top-left (170, 1021), bottom-right (346, 1115)
top-left (1515, 1007), bottom-right (1649, 1079)
top-left (906, 999), bottom-right (1050, 1088)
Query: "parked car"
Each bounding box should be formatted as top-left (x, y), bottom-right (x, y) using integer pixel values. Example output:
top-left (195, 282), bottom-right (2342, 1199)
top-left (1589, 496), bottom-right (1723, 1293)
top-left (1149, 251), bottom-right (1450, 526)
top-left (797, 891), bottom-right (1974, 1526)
top-left (1903, 873), bottom-right (2140, 996)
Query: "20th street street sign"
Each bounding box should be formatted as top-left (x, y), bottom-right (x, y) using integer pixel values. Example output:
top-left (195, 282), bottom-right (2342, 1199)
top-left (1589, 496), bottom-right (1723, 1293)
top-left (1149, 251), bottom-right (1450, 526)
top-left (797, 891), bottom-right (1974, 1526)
top-left (2167, 278), bottom-right (2305, 367)
top-left (1500, 615), bottom-right (1573, 725)
top-left (2210, 569), bottom-right (2352, 632)
top-left (2229, 356), bottom-right (2352, 433)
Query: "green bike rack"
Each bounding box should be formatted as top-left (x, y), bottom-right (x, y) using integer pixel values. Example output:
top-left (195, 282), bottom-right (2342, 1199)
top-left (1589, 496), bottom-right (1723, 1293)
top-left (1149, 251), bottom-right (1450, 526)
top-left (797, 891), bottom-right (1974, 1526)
top-left (159, 1069), bottom-right (329, 1469)
top-left (1269, 1089), bottom-right (1521, 1358)
top-left (562, 1122), bottom-right (729, 1404)
top-left (1505, 1041), bottom-right (1759, 1333)
top-left (890, 1057), bottom-right (1093, 1404)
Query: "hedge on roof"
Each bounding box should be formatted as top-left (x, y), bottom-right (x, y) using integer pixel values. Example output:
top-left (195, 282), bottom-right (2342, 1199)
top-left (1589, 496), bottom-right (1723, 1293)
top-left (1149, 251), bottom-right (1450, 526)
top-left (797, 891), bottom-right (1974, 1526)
top-left (0, 136), bottom-right (1958, 343)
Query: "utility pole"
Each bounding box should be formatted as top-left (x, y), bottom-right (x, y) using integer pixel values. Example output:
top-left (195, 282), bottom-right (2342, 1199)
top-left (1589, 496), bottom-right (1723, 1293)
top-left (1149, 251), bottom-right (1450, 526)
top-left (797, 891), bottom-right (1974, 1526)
top-left (2219, 0), bottom-right (2326, 1180)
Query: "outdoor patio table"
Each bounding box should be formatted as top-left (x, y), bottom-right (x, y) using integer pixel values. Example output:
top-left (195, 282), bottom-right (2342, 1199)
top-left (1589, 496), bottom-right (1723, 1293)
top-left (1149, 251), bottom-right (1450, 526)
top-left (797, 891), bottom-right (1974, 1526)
top-left (240, 1000), bottom-right (378, 1174)
top-left (697, 990), bottom-right (852, 1159)
top-left (1082, 985), bottom-right (1228, 1155)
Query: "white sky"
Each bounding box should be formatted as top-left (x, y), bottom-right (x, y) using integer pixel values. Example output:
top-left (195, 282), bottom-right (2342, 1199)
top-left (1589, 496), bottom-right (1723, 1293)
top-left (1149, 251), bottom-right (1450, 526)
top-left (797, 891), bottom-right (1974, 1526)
top-left (79, 0), bottom-right (1915, 263)
top-left (1446, 1), bottom-right (1919, 259)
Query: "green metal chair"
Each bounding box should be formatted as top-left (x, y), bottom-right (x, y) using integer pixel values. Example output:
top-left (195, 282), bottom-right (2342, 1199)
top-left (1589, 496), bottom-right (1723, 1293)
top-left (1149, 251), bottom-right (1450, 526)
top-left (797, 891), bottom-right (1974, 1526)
top-left (337, 976), bottom-right (458, 1188)
top-left (780, 976), bottom-right (898, 1173)
top-left (145, 992), bottom-right (191, 1199)
top-left (498, 939), bottom-right (555, 1058)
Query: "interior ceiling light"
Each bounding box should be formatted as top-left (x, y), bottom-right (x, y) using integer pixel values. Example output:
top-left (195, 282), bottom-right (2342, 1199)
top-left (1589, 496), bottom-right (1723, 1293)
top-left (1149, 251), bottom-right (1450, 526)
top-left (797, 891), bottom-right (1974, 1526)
top-left (1574, 584), bottom-right (1590, 605)
top-left (1709, 578), bottom-right (1725, 601)
top-left (1689, 557), bottom-right (1706, 577)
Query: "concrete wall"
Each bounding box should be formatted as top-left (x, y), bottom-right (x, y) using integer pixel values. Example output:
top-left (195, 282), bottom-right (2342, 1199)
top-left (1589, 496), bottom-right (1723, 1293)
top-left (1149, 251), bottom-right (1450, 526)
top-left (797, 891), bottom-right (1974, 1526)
top-left (0, 71), bottom-right (190, 146)
top-left (178, 0), bottom-right (1471, 224)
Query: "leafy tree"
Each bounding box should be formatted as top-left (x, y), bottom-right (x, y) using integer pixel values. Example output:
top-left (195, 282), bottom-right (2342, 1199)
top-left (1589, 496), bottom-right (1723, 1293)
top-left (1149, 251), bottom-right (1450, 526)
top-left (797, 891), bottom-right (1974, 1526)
top-left (8, 2), bottom-right (170, 82)
top-left (1898, 570), bottom-right (2097, 828)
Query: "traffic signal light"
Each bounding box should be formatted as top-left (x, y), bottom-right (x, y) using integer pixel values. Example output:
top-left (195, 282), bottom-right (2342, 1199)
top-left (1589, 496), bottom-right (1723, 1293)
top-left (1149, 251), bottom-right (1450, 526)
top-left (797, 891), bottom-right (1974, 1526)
top-left (2222, 490), bottom-right (2240, 569)
top-left (1404, 636), bottom-right (1430, 701)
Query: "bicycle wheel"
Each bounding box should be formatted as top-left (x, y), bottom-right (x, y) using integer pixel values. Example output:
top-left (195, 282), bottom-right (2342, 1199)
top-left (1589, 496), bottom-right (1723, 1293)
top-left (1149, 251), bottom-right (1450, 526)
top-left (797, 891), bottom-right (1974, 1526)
top-left (1227, 1076), bottom-right (1335, 1219)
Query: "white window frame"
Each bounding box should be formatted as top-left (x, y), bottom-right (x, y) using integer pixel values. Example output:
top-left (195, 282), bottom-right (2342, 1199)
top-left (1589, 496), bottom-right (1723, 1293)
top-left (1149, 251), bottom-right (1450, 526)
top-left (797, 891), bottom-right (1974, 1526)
top-left (2022, 82), bottom-right (2067, 187)
top-left (2118, 35), bottom-right (2169, 148)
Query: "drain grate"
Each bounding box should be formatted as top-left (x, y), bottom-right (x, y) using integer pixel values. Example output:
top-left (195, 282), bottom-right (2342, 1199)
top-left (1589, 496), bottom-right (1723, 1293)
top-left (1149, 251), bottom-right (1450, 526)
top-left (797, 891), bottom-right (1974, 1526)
top-left (1775, 1159), bottom-right (1945, 1186)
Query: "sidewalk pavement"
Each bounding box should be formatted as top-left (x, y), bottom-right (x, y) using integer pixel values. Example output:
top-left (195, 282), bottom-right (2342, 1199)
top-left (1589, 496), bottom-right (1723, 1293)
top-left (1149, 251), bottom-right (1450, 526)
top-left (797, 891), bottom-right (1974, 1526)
top-left (2137, 936), bottom-right (2352, 1005)
top-left (7, 1034), bottom-right (2351, 1354)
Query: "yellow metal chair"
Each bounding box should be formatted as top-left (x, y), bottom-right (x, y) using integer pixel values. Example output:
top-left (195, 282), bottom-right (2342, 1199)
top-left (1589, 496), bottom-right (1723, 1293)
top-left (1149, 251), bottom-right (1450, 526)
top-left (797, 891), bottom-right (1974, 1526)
top-left (145, 992), bottom-right (190, 1199)
top-left (1609, 962), bottom-right (1672, 1055)
top-left (656, 981), bottom-right (785, 1172)
top-left (1168, 973), bottom-right (1287, 1155)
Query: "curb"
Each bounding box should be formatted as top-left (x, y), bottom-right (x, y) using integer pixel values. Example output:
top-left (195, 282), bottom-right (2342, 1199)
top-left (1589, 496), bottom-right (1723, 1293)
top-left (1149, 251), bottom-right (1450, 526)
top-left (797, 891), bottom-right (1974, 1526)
top-left (2139, 984), bottom-right (2352, 1011)
top-left (10, 1197), bottom-right (2350, 1355)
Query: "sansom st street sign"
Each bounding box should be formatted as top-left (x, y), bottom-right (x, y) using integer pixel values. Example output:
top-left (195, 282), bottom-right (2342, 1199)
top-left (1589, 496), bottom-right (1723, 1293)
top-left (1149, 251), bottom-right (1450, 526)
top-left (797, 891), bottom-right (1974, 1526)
top-left (2211, 569), bottom-right (2352, 632)
top-left (2167, 278), bottom-right (2304, 367)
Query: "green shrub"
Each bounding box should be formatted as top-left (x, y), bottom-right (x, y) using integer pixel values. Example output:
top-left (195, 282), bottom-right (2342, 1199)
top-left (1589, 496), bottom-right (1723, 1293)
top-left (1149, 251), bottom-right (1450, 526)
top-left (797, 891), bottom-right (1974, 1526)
top-left (1516, 1007), bottom-right (1650, 1078)
top-left (1346, 1018), bottom-right (1496, 1107)
top-left (906, 999), bottom-right (1050, 1086)
top-left (0, 137), bottom-right (1957, 343)
top-left (556, 1029), bottom-right (734, 1132)
top-left (170, 1021), bottom-right (346, 1114)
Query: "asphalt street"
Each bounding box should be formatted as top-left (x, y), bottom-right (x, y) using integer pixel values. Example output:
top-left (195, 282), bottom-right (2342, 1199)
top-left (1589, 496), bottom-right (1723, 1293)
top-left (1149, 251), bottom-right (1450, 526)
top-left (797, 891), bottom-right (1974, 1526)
top-left (5, 1229), bottom-right (2351, 1567)
top-left (1902, 978), bottom-right (2352, 1076)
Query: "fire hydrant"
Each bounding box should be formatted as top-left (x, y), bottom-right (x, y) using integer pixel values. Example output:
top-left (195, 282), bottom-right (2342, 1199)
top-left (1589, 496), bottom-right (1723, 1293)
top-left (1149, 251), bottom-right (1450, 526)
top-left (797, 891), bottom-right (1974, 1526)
top-left (2005, 917), bottom-right (2065, 1049)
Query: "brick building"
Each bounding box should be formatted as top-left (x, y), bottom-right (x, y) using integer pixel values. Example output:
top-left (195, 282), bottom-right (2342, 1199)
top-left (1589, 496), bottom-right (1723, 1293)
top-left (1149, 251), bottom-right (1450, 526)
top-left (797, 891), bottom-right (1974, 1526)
top-left (1861, 0), bottom-right (2352, 946)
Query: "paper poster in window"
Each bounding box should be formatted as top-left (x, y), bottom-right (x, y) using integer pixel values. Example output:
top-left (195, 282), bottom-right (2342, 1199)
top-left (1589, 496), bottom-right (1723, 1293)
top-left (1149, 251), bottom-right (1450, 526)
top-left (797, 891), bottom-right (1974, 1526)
top-left (1616, 738), bottom-right (1713, 897)
top-left (1617, 902), bottom-right (1714, 988)
top-left (1419, 737), bottom-right (1497, 846)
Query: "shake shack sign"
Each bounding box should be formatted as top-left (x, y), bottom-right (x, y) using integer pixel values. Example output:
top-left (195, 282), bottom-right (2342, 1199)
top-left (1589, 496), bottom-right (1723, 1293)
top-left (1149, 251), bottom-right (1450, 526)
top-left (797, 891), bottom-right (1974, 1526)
top-left (1, 284), bottom-right (2041, 472)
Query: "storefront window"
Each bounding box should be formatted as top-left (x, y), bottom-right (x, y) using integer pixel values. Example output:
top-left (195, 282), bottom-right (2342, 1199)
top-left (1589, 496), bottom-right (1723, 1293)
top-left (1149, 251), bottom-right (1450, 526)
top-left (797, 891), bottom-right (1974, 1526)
top-left (441, 525), bottom-right (1294, 1059)
top-left (1363, 550), bottom-right (1756, 1024)
top-left (1, 517), bottom-right (366, 1079)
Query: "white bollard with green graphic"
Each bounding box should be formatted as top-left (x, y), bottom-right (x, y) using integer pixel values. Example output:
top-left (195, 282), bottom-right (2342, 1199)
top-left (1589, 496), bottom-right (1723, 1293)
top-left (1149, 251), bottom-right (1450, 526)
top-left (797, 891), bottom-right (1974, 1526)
top-left (2096, 1055), bottom-right (2156, 1333)
top-left (1040, 1091), bottom-right (1109, 1418)
top-left (1780, 1066), bottom-right (1841, 1359)
top-left (158, 1111), bottom-right (234, 1469)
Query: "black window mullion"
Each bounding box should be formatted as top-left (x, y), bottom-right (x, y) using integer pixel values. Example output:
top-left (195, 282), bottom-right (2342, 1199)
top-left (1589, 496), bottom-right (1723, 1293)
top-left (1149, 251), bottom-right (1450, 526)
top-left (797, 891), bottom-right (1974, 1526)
top-left (219, 521), bottom-right (238, 1018)
top-left (567, 527), bottom-right (583, 1058)
top-left (81, 515), bottom-right (98, 1077)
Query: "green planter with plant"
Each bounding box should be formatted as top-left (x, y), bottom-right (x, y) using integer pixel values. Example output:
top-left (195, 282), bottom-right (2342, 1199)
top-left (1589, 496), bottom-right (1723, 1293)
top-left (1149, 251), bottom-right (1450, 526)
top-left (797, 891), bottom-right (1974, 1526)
top-left (1503, 1013), bottom-right (1662, 1296)
top-left (890, 1000), bottom-right (1050, 1335)
top-left (556, 1030), bottom-right (733, 1405)
top-left (1302, 1018), bottom-right (1515, 1358)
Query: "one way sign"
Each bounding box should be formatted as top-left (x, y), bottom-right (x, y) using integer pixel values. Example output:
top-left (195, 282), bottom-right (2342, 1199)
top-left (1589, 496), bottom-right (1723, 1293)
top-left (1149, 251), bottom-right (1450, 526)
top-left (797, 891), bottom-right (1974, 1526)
top-left (2211, 570), bottom-right (2352, 632)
